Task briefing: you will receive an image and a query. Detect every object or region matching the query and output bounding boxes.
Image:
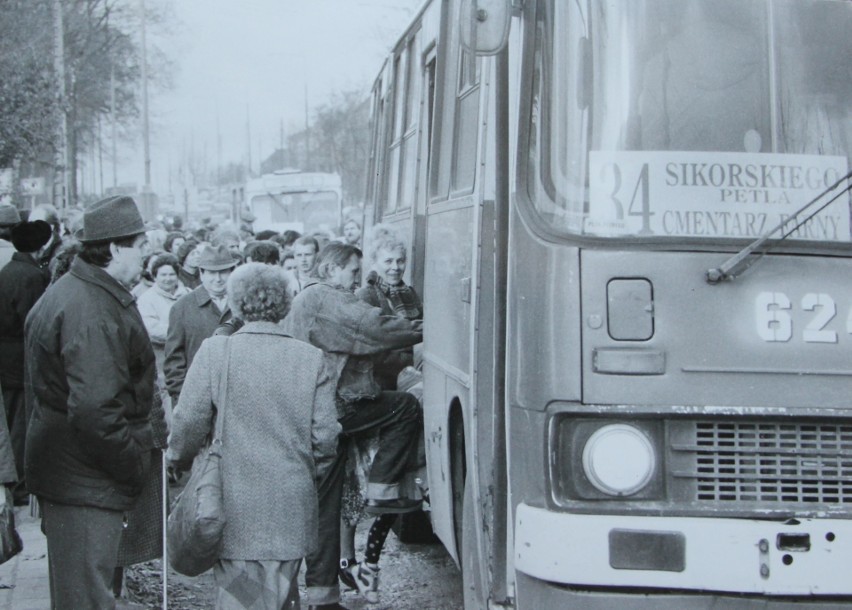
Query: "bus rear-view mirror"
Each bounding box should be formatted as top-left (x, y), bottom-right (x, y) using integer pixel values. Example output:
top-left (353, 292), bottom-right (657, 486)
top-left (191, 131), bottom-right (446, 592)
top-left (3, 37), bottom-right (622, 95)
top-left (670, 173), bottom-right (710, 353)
top-left (460, 0), bottom-right (511, 56)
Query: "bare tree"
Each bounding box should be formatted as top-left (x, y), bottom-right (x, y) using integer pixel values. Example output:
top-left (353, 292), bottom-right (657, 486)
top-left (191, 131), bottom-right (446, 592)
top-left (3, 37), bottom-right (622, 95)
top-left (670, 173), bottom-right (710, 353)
top-left (0, 1), bottom-right (60, 168)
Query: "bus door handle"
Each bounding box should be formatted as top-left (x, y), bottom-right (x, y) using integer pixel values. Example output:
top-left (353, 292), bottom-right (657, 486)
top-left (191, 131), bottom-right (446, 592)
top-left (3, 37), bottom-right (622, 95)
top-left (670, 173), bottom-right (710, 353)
top-left (460, 277), bottom-right (471, 303)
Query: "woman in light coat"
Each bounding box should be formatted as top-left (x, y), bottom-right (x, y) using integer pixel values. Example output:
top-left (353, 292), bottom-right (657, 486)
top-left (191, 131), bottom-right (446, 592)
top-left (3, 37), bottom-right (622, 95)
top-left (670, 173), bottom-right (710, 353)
top-left (167, 263), bottom-right (340, 609)
top-left (137, 254), bottom-right (189, 377)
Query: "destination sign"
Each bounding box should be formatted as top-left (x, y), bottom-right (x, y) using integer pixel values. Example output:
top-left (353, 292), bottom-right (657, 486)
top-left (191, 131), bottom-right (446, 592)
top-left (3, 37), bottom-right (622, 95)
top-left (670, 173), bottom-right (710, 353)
top-left (587, 152), bottom-right (850, 241)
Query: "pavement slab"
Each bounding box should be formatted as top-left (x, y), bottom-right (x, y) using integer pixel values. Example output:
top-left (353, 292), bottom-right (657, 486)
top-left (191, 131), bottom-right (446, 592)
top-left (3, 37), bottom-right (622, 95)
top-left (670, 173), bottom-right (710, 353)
top-left (0, 506), bottom-right (49, 610)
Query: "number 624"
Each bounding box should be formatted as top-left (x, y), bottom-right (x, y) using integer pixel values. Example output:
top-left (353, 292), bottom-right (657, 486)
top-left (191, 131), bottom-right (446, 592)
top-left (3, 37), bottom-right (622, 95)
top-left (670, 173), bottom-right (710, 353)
top-left (756, 291), bottom-right (850, 343)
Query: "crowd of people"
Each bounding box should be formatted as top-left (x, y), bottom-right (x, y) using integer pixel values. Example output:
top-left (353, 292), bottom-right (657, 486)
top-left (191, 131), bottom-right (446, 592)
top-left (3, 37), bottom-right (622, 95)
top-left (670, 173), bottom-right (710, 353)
top-left (0, 195), bottom-right (425, 610)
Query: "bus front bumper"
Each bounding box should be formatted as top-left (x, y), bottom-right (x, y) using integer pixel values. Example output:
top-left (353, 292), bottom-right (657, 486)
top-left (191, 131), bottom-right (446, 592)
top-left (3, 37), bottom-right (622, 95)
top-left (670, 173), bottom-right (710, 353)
top-left (515, 503), bottom-right (852, 596)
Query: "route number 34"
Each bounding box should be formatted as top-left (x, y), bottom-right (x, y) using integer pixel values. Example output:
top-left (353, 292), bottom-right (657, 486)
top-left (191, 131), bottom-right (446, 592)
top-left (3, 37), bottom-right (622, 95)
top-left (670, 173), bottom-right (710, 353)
top-left (756, 292), bottom-right (851, 343)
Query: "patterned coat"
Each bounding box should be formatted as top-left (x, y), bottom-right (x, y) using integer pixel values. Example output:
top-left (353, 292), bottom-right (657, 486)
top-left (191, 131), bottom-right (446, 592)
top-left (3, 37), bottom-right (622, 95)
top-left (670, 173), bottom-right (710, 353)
top-left (166, 323), bottom-right (340, 560)
top-left (355, 278), bottom-right (423, 390)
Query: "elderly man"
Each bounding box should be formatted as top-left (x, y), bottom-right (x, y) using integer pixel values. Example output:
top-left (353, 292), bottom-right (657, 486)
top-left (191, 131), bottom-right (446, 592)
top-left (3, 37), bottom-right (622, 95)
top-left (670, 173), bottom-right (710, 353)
top-left (164, 243), bottom-right (236, 405)
top-left (25, 195), bottom-right (155, 609)
top-left (283, 242), bottom-right (423, 610)
top-left (0, 219), bottom-right (52, 505)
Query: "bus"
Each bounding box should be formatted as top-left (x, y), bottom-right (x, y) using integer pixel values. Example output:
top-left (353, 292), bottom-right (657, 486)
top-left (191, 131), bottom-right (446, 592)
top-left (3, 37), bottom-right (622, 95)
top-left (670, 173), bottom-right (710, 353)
top-left (365, 0), bottom-right (852, 608)
top-left (245, 170), bottom-right (343, 236)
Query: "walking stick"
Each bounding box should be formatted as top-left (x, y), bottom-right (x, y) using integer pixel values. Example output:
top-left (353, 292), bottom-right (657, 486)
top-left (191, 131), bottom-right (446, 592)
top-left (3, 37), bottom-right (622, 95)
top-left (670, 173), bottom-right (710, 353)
top-left (161, 451), bottom-right (168, 610)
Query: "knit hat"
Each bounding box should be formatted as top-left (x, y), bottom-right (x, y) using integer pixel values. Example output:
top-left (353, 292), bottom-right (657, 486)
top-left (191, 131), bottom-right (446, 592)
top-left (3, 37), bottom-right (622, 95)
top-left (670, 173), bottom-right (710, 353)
top-left (0, 204), bottom-right (21, 227)
top-left (10, 220), bottom-right (52, 253)
top-left (76, 196), bottom-right (145, 243)
top-left (197, 244), bottom-right (238, 271)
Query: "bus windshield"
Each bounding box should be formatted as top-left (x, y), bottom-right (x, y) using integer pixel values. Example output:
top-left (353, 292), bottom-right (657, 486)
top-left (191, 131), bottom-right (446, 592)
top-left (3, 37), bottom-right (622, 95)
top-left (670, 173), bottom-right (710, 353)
top-left (527, 0), bottom-right (852, 244)
top-left (250, 190), bottom-right (340, 234)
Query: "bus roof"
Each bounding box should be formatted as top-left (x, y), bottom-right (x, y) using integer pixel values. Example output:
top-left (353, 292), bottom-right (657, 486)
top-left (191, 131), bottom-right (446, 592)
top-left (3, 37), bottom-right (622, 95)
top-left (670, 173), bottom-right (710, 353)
top-left (246, 171), bottom-right (342, 193)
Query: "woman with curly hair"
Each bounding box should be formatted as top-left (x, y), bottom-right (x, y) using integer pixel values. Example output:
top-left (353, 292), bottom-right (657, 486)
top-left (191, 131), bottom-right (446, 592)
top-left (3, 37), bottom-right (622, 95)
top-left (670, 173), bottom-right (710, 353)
top-left (356, 226), bottom-right (422, 389)
top-left (167, 263), bottom-right (340, 609)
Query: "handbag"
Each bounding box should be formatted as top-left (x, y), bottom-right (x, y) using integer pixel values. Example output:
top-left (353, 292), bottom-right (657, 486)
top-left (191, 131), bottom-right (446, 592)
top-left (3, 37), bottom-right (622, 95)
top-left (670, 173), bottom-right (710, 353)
top-left (167, 339), bottom-right (231, 576)
top-left (0, 487), bottom-right (22, 565)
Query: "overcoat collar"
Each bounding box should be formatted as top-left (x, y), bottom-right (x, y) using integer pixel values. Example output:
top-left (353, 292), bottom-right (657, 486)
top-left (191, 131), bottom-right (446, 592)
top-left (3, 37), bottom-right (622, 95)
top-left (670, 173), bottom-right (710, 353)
top-left (234, 321), bottom-right (292, 338)
top-left (153, 283), bottom-right (189, 301)
top-left (69, 258), bottom-right (135, 308)
top-left (11, 251), bottom-right (40, 268)
top-left (193, 284), bottom-right (212, 306)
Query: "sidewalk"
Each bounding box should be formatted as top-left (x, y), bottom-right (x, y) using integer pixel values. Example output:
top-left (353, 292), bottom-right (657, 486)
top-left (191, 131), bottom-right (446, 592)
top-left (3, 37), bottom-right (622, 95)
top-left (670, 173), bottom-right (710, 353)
top-left (0, 506), bottom-right (50, 610)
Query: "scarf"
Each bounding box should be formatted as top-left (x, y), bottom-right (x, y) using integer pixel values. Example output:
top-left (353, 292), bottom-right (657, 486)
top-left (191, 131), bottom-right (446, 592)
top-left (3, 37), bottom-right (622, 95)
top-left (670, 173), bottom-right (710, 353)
top-left (373, 273), bottom-right (422, 321)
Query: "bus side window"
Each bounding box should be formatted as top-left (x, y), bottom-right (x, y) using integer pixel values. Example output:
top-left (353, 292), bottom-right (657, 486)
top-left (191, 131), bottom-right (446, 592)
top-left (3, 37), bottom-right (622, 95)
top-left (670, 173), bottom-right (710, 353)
top-left (397, 33), bottom-right (422, 211)
top-left (429, 8), bottom-right (481, 203)
top-left (451, 48), bottom-right (481, 195)
top-left (385, 52), bottom-right (406, 213)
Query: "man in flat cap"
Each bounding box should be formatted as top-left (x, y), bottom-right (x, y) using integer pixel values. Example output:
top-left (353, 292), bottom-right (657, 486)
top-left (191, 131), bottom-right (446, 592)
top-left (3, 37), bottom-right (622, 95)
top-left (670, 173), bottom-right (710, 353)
top-left (0, 219), bottom-right (52, 505)
top-left (24, 195), bottom-right (156, 609)
top-left (164, 243), bottom-right (237, 405)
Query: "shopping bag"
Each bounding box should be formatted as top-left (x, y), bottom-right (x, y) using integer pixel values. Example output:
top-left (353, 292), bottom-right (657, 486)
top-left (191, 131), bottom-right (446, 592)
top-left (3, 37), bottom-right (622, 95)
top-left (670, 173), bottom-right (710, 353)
top-left (166, 338), bottom-right (231, 577)
top-left (0, 488), bottom-right (23, 565)
top-left (166, 440), bottom-right (225, 576)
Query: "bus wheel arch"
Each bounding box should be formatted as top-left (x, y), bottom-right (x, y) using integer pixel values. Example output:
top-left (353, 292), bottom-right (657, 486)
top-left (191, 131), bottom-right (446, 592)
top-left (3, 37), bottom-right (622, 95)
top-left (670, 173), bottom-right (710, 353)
top-left (449, 397), bottom-right (487, 608)
top-left (448, 398), bottom-right (466, 560)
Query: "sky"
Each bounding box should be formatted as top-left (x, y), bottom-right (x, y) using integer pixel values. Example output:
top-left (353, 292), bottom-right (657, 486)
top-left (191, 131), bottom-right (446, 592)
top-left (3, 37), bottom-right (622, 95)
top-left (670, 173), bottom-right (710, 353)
top-left (116, 0), bottom-right (423, 197)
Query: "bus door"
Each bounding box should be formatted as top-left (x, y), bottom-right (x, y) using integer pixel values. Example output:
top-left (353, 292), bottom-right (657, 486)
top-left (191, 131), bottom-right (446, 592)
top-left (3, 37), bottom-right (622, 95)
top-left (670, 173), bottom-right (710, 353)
top-left (420, 0), bottom-right (485, 564)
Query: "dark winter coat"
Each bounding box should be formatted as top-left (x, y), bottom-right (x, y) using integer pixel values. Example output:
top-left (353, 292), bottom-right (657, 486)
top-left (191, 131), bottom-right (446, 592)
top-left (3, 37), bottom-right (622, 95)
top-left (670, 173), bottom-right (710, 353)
top-left (163, 285), bottom-right (231, 402)
top-left (24, 258), bottom-right (156, 510)
top-left (0, 253), bottom-right (49, 389)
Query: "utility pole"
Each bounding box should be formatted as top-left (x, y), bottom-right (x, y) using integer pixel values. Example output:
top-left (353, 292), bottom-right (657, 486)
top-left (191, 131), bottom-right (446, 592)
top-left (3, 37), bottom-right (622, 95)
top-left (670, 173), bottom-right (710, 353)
top-left (53, 0), bottom-right (71, 209)
top-left (140, 0), bottom-right (151, 191)
top-left (111, 65), bottom-right (118, 189)
top-left (304, 83), bottom-right (310, 169)
top-left (246, 105), bottom-right (252, 178)
top-left (97, 115), bottom-right (104, 194)
top-left (216, 107), bottom-right (221, 202)
top-left (280, 118), bottom-right (285, 169)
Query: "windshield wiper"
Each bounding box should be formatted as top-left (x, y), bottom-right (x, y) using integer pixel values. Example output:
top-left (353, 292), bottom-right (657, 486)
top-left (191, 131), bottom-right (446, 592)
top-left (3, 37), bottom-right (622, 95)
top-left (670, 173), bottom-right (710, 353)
top-left (706, 169), bottom-right (852, 284)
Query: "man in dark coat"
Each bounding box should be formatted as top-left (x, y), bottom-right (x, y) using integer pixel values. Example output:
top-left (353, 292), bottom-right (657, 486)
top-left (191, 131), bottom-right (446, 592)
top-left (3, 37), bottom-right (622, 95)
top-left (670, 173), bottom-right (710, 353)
top-left (25, 195), bottom-right (155, 609)
top-left (0, 220), bottom-right (52, 504)
top-left (164, 243), bottom-right (236, 404)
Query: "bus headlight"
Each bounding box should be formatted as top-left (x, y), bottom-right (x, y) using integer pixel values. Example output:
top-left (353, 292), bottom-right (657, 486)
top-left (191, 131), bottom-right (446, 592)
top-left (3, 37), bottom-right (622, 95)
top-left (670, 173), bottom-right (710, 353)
top-left (582, 424), bottom-right (656, 496)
